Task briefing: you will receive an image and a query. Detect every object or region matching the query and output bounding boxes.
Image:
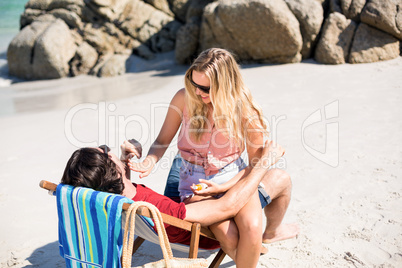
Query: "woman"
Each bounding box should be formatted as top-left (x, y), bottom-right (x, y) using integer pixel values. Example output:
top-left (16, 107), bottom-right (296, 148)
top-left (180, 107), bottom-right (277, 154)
top-left (125, 48), bottom-right (279, 267)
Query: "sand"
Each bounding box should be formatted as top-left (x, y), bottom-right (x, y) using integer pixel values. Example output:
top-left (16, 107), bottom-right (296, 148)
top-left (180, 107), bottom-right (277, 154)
top-left (0, 54), bottom-right (401, 267)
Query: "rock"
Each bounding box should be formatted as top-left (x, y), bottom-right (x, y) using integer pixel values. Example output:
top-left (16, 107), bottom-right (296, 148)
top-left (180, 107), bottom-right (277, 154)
top-left (82, 24), bottom-right (114, 55)
top-left (25, 0), bottom-right (84, 10)
top-left (25, 0), bottom-right (52, 10)
top-left (168, 0), bottom-right (191, 22)
top-left (174, 0), bottom-right (212, 63)
top-left (98, 54), bottom-right (130, 77)
top-left (360, 0), bottom-right (402, 40)
top-left (103, 22), bottom-right (136, 53)
top-left (48, 0), bottom-right (85, 10)
top-left (70, 29), bottom-right (83, 45)
top-left (20, 8), bottom-right (45, 28)
top-left (89, 0), bottom-right (131, 22)
top-left (175, 22), bottom-right (200, 64)
top-left (32, 19), bottom-right (77, 78)
top-left (315, 12), bottom-right (357, 64)
top-left (340, 0), bottom-right (366, 21)
top-left (71, 41), bottom-right (98, 76)
top-left (185, 0), bottom-right (214, 22)
top-left (200, 0), bottom-right (303, 63)
top-left (8, 18), bottom-right (77, 79)
top-left (8, 19), bottom-right (53, 79)
top-left (285, 0), bottom-right (324, 59)
top-left (144, 0), bottom-right (174, 16)
top-left (49, 8), bottom-right (83, 28)
top-left (349, 23), bottom-right (400, 63)
top-left (119, 0), bottom-right (174, 45)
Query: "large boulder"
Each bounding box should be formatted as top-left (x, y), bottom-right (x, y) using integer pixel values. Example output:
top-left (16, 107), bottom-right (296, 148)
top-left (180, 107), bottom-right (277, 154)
top-left (175, 21), bottom-right (200, 64)
top-left (200, 0), bottom-right (303, 63)
top-left (8, 17), bottom-right (77, 79)
top-left (349, 23), bottom-right (400, 63)
top-left (285, 0), bottom-right (324, 59)
top-left (32, 19), bottom-right (77, 78)
top-left (360, 0), bottom-right (402, 40)
top-left (315, 12), bottom-right (357, 64)
top-left (8, 18), bottom-right (54, 79)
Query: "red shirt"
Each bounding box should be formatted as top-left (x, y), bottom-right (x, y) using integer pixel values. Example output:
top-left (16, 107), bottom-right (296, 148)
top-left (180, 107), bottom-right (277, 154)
top-left (132, 183), bottom-right (220, 249)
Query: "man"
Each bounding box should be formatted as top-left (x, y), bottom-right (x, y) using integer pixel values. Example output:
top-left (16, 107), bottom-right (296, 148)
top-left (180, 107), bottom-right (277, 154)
top-left (61, 141), bottom-right (297, 267)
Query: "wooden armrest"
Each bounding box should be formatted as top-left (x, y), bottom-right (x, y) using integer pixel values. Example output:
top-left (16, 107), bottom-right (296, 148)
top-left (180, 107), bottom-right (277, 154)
top-left (135, 207), bottom-right (216, 239)
top-left (39, 180), bottom-right (216, 240)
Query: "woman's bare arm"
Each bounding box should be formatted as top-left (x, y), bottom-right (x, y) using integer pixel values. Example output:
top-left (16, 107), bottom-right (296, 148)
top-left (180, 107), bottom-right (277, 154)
top-left (128, 89), bottom-right (185, 177)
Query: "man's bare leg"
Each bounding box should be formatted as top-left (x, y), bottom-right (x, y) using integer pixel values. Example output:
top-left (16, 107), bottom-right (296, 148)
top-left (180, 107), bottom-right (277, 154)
top-left (260, 168), bottom-right (299, 243)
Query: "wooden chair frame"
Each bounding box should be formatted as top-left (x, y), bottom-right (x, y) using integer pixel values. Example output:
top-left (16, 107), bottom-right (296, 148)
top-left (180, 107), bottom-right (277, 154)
top-left (40, 180), bottom-right (226, 268)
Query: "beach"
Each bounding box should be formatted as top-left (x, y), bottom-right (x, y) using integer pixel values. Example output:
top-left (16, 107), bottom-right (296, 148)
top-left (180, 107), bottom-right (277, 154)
top-left (0, 52), bottom-right (401, 267)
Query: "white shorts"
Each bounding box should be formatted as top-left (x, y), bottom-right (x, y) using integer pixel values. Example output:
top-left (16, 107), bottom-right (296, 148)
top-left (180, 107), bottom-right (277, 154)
top-left (178, 157), bottom-right (247, 201)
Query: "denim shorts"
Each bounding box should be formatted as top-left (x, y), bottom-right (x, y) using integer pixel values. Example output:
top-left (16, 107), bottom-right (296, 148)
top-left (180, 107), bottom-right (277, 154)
top-left (164, 155), bottom-right (271, 207)
top-left (178, 157), bottom-right (247, 201)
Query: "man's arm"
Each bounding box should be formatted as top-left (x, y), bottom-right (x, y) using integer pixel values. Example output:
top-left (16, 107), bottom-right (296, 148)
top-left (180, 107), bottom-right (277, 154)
top-left (184, 140), bottom-right (284, 226)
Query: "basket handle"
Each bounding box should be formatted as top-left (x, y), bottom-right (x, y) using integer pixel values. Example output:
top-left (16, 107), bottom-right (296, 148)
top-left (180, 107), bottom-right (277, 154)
top-left (122, 202), bottom-right (174, 268)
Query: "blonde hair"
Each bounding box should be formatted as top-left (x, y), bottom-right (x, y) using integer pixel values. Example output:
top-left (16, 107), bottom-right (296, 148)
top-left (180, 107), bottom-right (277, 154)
top-left (184, 48), bottom-right (267, 148)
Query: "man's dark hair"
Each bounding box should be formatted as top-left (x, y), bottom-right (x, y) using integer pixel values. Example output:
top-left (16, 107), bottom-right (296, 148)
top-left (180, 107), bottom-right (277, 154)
top-left (61, 148), bottom-right (125, 194)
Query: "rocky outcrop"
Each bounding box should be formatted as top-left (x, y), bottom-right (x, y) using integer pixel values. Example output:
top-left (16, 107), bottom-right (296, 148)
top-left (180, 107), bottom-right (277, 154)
top-left (7, 0), bottom-right (402, 79)
top-left (315, 0), bottom-right (400, 64)
top-left (200, 0), bottom-right (303, 63)
top-left (8, 0), bottom-right (180, 79)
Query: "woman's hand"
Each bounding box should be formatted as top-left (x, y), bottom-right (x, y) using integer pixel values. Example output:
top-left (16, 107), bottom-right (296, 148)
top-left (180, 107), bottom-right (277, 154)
top-left (192, 179), bottom-right (225, 197)
top-left (120, 139), bottom-right (142, 162)
top-left (127, 156), bottom-right (156, 179)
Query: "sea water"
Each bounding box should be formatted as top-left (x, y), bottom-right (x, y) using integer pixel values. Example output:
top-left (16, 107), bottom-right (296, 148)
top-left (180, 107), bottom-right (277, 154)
top-left (0, 0), bottom-right (26, 54)
top-left (0, 0), bottom-right (26, 87)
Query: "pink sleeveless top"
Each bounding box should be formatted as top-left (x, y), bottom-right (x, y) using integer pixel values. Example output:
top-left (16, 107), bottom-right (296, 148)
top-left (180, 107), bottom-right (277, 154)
top-left (177, 105), bottom-right (242, 176)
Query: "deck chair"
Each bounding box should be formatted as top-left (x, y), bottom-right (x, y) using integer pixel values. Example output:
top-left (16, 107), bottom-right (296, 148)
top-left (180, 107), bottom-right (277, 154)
top-left (40, 180), bottom-right (226, 268)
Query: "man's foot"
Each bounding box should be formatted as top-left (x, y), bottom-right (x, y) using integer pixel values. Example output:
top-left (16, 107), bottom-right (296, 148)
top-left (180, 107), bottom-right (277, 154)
top-left (262, 223), bottom-right (299, 244)
top-left (260, 246), bottom-right (268, 255)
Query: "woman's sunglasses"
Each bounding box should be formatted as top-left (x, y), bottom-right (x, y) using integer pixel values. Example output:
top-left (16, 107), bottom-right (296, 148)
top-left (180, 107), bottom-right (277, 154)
top-left (188, 74), bottom-right (210, 94)
top-left (98, 145), bottom-right (110, 156)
